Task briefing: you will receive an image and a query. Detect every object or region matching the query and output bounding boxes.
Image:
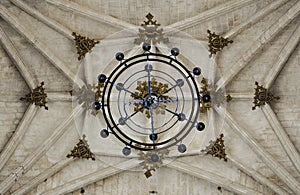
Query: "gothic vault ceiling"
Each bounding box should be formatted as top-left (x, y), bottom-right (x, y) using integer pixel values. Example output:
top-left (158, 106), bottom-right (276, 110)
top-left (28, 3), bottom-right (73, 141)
top-left (0, 0), bottom-right (299, 194)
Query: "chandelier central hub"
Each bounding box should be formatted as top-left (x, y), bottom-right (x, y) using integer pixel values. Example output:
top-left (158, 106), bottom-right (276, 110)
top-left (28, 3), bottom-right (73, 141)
top-left (143, 95), bottom-right (159, 109)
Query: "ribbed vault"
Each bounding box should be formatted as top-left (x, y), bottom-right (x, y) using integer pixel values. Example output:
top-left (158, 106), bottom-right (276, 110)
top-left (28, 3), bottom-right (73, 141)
top-left (0, 0), bottom-right (299, 194)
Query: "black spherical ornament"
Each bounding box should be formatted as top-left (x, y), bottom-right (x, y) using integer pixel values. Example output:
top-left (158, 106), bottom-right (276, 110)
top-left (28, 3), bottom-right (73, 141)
top-left (171, 48), bottom-right (180, 56)
top-left (115, 52), bottom-right (124, 61)
top-left (100, 129), bottom-right (109, 138)
top-left (178, 144), bottom-right (187, 153)
top-left (196, 122), bottom-right (205, 131)
top-left (193, 67), bottom-right (201, 76)
top-left (142, 42), bottom-right (151, 51)
top-left (177, 113), bottom-right (186, 121)
top-left (92, 101), bottom-right (102, 110)
top-left (116, 83), bottom-right (124, 91)
top-left (176, 79), bottom-right (184, 87)
top-left (149, 133), bottom-right (158, 141)
top-left (122, 146), bottom-right (131, 156)
top-left (118, 117), bottom-right (126, 125)
top-left (202, 94), bottom-right (211, 103)
top-left (150, 153), bottom-right (159, 162)
top-left (98, 74), bottom-right (107, 83)
top-left (144, 63), bottom-right (153, 72)
top-left (80, 188), bottom-right (85, 194)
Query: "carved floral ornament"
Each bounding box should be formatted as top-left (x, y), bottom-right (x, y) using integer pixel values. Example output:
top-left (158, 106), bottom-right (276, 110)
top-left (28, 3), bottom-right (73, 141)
top-left (72, 32), bottom-right (99, 61)
top-left (199, 78), bottom-right (212, 112)
top-left (201, 133), bottom-right (227, 161)
top-left (67, 135), bottom-right (96, 161)
top-left (207, 30), bottom-right (233, 57)
top-left (71, 82), bottom-right (104, 116)
top-left (199, 78), bottom-right (232, 113)
top-left (135, 13), bottom-right (169, 45)
top-left (20, 82), bottom-right (48, 110)
top-left (252, 81), bottom-right (280, 110)
top-left (137, 149), bottom-right (169, 178)
top-left (130, 78), bottom-right (170, 118)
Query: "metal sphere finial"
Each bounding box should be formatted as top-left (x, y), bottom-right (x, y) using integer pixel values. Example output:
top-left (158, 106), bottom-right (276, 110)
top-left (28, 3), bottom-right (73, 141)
top-left (92, 101), bottom-right (101, 110)
top-left (196, 122), bottom-right (205, 131)
top-left (100, 129), bottom-right (109, 138)
top-left (98, 74), bottom-right (107, 83)
top-left (202, 94), bottom-right (211, 103)
top-left (193, 67), bottom-right (201, 76)
top-left (171, 48), bottom-right (180, 56)
top-left (150, 153), bottom-right (160, 162)
top-left (115, 52), bottom-right (124, 61)
top-left (142, 42), bottom-right (151, 51)
top-left (149, 133), bottom-right (158, 141)
top-left (177, 113), bottom-right (186, 121)
top-left (178, 144), bottom-right (186, 153)
top-left (122, 146), bottom-right (131, 156)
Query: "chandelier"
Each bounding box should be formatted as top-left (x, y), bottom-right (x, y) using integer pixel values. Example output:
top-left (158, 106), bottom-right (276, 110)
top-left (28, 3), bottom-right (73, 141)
top-left (71, 14), bottom-right (228, 169)
top-left (92, 42), bottom-right (207, 157)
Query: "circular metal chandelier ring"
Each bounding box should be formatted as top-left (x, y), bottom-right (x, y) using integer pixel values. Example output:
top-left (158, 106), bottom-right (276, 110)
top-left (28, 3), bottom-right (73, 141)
top-left (99, 50), bottom-right (202, 152)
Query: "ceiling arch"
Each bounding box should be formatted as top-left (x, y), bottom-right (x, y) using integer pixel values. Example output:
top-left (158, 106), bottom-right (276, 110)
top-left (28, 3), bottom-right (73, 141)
top-left (0, 0), bottom-right (299, 194)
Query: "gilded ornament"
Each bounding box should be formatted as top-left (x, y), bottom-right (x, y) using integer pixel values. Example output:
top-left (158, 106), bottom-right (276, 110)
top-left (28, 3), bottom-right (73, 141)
top-left (20, 82), bottom-right (48, 110)
top-left (72, 32), bottom-right (99, 60)
top-left (131, 78), bottom-right (171, 118)
top-left (252, 81), bottom-right (280, 110)
top-left (67, 135), bottom-right (95, 160)
top-left (201, 134), bottom-right (227, 161)
top-left (226, 94), bottom-right (232, 102)
top-left (207, 30), bottom-right (233, 57)
top-left (199, 78), bottom-right (212, 112)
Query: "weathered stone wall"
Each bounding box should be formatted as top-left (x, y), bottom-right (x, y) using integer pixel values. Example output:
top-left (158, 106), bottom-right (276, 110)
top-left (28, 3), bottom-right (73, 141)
top-left (0, 43), bottom-right (28, 153)
top-left (272, 44), bottom-right (300, 157)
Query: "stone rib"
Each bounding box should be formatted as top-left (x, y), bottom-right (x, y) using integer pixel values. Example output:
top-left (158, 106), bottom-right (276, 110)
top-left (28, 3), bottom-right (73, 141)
top-left (0, 26), bottom-right (37, 89)
top-left (10, 0), bottom-right (73, 40)
top-left (216, 1), bottom-right (300, 90)
top-left (0, 105), bottom-right (83, 194)
top-left (218, 107), bottom-right (300, 193)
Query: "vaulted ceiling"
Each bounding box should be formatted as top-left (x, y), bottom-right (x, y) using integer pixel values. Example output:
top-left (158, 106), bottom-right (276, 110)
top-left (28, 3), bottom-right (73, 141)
top-left (0, 0), bottom-right (299, 194)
